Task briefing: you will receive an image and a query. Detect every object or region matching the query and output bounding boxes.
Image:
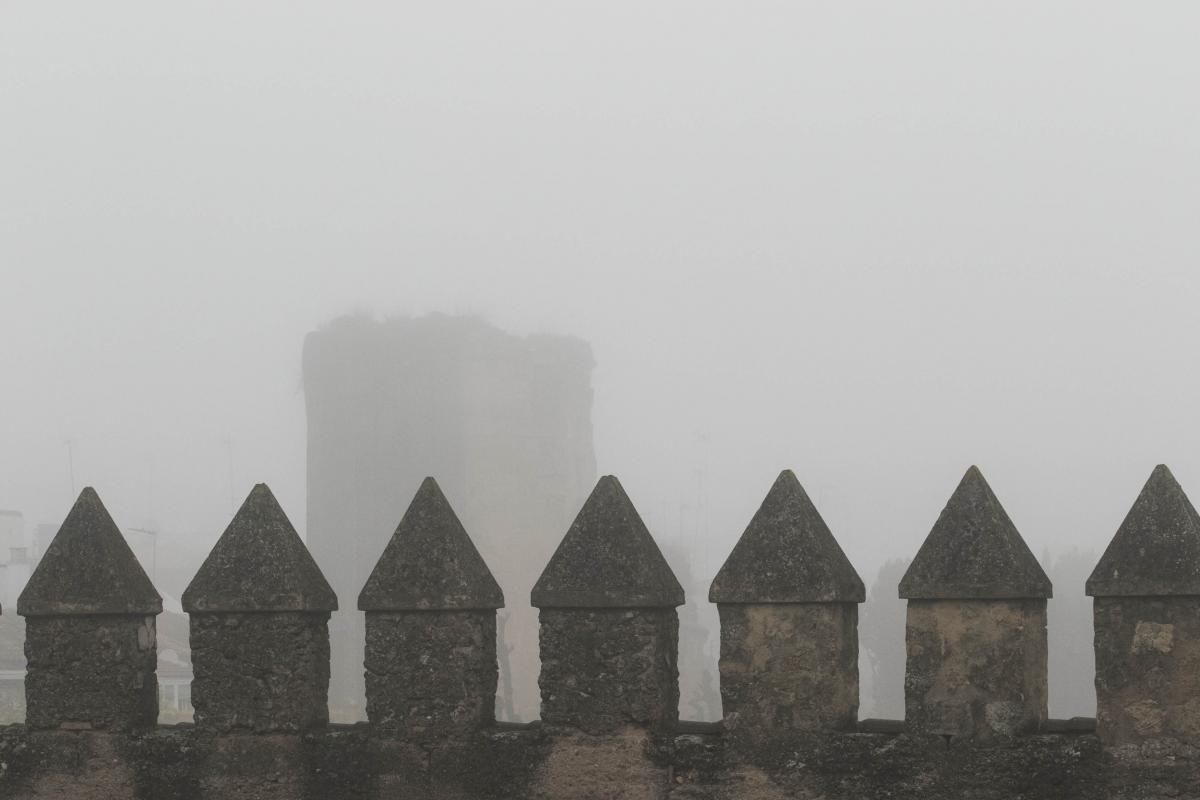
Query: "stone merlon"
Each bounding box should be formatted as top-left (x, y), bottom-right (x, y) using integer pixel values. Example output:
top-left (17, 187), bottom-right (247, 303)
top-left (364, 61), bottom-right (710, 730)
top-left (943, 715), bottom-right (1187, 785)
top-left (358, 477), bottom-right (504, 611)
top-left (710, 470), bottom-right (864, 603)
top-left (1087, 464), bottom-right (1200, 597)
top-left (182, 483), bottom-right (337, 613)
top-left (18, 487), bottom-right (162, 617)
top-left (532, 475), bottom-right (683, 608)
top-left (899, 466), bottom-right (1052, 600)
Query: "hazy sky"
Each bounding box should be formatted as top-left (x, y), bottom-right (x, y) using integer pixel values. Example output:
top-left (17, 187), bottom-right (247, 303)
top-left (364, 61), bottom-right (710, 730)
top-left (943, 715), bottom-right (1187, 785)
top-left (3, 2), bottom-right (1200, 602)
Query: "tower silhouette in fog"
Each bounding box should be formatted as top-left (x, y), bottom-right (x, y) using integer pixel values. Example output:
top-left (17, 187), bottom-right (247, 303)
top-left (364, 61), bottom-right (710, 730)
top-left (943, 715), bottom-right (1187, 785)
top-left (303, 314), bottom-right (596, 719)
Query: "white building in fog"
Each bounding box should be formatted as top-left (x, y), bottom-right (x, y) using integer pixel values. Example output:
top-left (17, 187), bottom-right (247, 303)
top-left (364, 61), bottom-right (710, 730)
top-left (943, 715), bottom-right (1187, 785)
top-left (0, 511), bottom-right (32, 610)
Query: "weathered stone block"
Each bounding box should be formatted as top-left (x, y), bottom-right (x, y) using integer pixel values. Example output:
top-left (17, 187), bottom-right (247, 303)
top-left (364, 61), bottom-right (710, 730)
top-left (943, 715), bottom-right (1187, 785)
top-left (905, 599), bottom-right (1047, 739)
top-left (717, 603), bottom-right (857, 744)
top-left (190, 611), bottom-right (331, 733)
top-left (538, 608), bottom-right (678, 734)
top-left (532, 727), bottom-right (669, 800)
top-left (364, 610), bottom-right (498, 740)
top-left (24, 615), bottom-right (158, 731)
top-left (1093, 596), bottom-right (1200, 744)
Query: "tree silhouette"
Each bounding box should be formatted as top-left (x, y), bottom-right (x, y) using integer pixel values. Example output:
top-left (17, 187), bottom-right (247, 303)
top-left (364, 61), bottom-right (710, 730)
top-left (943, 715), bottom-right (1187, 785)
top-left (859, 558), bottom-right (909, 719)
top-left (1043, 546), bottom-right (1097, 718)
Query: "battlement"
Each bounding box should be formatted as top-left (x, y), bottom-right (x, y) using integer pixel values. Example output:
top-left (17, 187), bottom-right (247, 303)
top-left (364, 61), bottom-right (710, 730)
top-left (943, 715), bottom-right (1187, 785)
top-left (0, 467), bottom-right (1198, 799)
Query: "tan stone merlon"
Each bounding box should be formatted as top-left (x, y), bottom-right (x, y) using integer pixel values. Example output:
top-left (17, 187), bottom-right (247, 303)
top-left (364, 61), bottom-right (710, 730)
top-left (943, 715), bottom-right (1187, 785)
top-left (899, 466), bottom-right (1051, 740)
top-left (1087, 465), bottom-right (1200, 746)
top-left (709, 470), bottom-right (864, 752)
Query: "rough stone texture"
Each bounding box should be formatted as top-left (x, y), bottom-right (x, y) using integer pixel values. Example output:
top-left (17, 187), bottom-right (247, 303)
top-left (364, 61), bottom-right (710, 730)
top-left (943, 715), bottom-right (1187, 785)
top-left (18, 487), bottom-right (162, 617)
top-left (1088, 465), bottom-right (1200, 596)
top-left (670, 729), bottom-right (1200, 800)
top-left (0, 730), bottom-right (140, 800)
top-left (364, 610), bottom-right (498, 740)
top-left (899, 467), bottom-right (1052, 600)
top-left (1093, 596), bottom-right (1200, 744)
top-left (183, 484), bottom-right (337, 614)
top-left (539, 608), bottom-right (679, 734)
top-left (190, 611), bottom-right (331, 733)
top-left (716, 604), bottom-right (857, 748)
top-left (24, 614), bottom-right (158, 731)
top-left (532, 476), bottom-right (684, 609)
top-left (193, 734), bottom-right (318, 800)
top-left (533, 727), bottom-right (669, 800)
top-left (905, 599), bottom-right (1048, 739)
top-left (358, 478), bottom-right (504, 612)
top-left (1084, 468), bottom-right (1200, 747)
top-left (2, 724), bottom-right (1200, 799)
top-left (709, 471), bottom-right (864, 604)
top-left (15, 488), bottom-right (163, 734)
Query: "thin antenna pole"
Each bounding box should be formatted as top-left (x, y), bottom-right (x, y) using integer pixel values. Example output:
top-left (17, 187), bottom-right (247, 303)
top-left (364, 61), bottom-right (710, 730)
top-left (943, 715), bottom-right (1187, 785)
top-left (146, 455), bottom-right (153, 529)
top-left (65, 439), bottom-right (76, 495)
top-left (223, 439), bottom-right (236, 513)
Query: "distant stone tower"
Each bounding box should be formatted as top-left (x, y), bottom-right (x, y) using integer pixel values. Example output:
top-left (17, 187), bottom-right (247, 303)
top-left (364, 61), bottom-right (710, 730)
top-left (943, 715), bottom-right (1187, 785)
top-left (303, 314), bottom-right (596, 719)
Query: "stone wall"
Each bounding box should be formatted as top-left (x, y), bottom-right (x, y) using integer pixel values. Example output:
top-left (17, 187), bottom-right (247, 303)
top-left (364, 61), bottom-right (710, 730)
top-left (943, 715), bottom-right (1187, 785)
top-left (2, 723), bottom-right (1199, 800)
top-left (3, 466), bottom-right (1200, 799)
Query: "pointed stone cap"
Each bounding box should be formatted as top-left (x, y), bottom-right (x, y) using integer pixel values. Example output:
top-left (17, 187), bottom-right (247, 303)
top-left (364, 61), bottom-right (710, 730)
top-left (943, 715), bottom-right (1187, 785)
top-left (183, 484), bottom-right (337, 613)
top-left (899, 467), bottom-right (1052, 600)
top-left (709, 471), bottom-right (865, 604)
top-left (358, 478), bottom-right (504, 611)
top-left (1087, 465), bottom-right (1200, 597)
top-left (532, 476), bottom-right (684, 608)
top-left (18, 488), bottom-right (162, 617)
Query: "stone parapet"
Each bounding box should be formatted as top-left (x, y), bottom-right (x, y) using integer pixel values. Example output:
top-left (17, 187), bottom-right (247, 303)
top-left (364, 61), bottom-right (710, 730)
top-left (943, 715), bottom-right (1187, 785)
top-left (1, 723), bottom-right (1198, 799)
top-left (4, 469), bottom-right (1200, 797)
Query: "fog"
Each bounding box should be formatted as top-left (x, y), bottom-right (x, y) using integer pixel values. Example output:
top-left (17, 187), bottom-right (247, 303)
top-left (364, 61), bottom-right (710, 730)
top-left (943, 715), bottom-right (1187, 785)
top-left (3, 2), bottom-right (1200, 720)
